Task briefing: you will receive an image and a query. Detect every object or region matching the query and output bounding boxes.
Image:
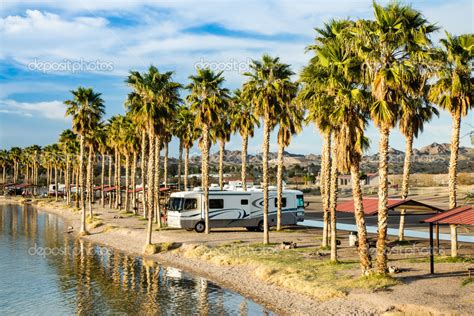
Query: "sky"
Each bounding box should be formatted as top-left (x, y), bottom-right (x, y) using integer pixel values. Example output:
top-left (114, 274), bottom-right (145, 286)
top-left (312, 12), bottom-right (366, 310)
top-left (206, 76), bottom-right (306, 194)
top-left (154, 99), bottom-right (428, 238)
top-left (0, 0), bottom-right (473, 158)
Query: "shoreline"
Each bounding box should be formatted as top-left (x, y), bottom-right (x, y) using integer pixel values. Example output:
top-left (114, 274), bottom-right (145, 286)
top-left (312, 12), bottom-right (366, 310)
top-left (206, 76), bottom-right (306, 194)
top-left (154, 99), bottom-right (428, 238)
top-left (2, 197), bottom-right (473, 315)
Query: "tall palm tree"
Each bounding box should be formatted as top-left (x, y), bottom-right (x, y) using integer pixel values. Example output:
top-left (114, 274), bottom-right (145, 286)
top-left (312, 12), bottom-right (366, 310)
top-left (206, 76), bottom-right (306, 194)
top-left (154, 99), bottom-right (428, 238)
top-left (174, 105), bottom-right (201, 191)
top-left (230, 89), bottom-right (260, 191)
top-left (243, 54), bottom-right (295, 244)
top-left (125, 92), bottom-right (148, 216)
top-left (300, 61), bottom-right (334, 248)
top-left (398, 100), bottom-right (438, 240)
top-left (9, 147), bottom-right (21, 183)
top-left (0, 150), bottom-right (9, 185)
top-left (65, 87), bottom-right (105, 235)
top-left (213, 114), bottom-right (232, 190)
top-left (354, 2), bottom-right (436, 273)
top-left (127, 66), bottom-right (181, 248)
top-left (275, 98), bottom-right (303, 231)
top-left (59, 129), bottom-right (78, 206)
top-left (187, 68), bottom-right (229, 234)
top-left (429, 33), bottom-right (473, 257)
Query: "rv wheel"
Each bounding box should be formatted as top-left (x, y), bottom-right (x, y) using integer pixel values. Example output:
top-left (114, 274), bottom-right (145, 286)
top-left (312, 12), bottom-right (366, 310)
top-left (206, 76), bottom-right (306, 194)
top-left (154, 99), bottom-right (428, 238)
top-left (194, 221), bottom-right (206, 233)
top-left (256, 220), bottom-right (264, 232)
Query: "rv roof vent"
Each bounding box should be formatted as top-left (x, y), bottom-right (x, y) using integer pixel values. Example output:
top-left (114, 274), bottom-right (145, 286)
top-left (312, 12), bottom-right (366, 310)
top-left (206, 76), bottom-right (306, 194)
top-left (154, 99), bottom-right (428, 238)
top-left (193, 187), bottom-right (202, 192)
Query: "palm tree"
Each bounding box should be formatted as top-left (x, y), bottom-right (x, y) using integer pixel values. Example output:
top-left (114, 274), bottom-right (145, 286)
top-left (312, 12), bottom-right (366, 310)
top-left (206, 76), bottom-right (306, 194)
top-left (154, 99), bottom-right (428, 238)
top-left (108, 115), bottom-right (125, 210)
top-left (0, 150), bottom-right (9, 185)
top-left (230, 89), bottom-right (260, 191)
top-left (213, 114), bottom-right (232, 190)
top-left (398, 99), bottom-right (438, 240)
top-left (300, 61), bottom-right (334, 248)
top-left (59, 129), bottom-right (78, 205)
top-left (127, 66), bottom-right (181, 248)
top-left (65, 87), bottom-right (105, 235)
top-left (243, 54), bottom-right (295, 244)
top-left (9, 147), bottom-right (21, 183)
top-left (275, 99), bottom-right (302, 231)
top-left (94, 124), bottom-right (109, 208)
top-left (429, 33), bottom-right (473, 257)
top-left (187, 68), bottom-right (229, 234)
top-left (175, 105), bottom-right (201, 191)
top-left (354, 2), bottom-right (436, 273)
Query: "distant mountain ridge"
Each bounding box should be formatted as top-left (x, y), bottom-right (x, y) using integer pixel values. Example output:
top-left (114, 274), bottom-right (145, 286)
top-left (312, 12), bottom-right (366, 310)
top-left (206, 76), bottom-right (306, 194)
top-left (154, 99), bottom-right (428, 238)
top-left (185, 142), bottom-right (473, 174)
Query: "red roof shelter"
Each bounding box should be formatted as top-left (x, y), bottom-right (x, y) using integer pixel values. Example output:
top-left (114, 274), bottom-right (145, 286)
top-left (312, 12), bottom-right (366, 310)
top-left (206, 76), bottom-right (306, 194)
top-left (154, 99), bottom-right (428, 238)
top-left (423, 206), bottom-right (474, 225)
top-left (336, 198), bottom-right (443, 215)
top-left (422, 205), bottom-right (474, 274)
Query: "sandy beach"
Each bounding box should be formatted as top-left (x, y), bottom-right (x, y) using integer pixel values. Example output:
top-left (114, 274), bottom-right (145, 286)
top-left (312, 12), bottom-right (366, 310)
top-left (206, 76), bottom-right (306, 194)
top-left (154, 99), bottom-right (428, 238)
top-left (1, 196), bottom-right (473, 315)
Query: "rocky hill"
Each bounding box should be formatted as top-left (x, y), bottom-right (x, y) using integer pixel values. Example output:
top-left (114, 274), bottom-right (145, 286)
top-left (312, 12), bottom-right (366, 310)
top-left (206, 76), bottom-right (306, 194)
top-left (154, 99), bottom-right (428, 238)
top-left (186, 142), bottom-right (473, 174)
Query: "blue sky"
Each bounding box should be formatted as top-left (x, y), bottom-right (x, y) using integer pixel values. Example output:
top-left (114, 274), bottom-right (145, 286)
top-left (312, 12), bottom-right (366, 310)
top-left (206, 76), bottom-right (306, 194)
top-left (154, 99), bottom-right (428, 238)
top-left (0, 0), bottom-right (473, 157)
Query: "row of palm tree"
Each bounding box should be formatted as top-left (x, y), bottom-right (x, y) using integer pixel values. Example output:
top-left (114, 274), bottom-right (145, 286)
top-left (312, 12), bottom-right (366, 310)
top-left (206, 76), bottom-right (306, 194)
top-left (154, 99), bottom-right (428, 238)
top-left (1, 2), bottom-right (471, 275)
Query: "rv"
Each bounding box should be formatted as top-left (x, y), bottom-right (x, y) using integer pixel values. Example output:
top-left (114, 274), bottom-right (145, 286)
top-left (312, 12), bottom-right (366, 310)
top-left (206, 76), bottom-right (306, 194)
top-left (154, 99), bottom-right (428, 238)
top-left (166, 187), bottom-right (305, 232)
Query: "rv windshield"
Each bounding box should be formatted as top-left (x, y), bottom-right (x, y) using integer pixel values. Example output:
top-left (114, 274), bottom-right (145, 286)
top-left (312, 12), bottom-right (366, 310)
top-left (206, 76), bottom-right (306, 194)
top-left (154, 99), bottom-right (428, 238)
top-left (296, 195), bottom-right (304, 208)
top-left (168, 197), bottom-right (184, 211)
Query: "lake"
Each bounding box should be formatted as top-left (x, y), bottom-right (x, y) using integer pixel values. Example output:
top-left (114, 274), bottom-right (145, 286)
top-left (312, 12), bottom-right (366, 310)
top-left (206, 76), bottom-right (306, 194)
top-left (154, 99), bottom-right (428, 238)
top-left (0, 204), bottom-right (272, 315)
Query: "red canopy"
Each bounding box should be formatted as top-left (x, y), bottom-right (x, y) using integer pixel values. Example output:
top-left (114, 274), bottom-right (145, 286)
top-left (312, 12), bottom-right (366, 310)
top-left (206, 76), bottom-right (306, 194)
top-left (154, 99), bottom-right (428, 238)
top-left (423, 205), bottom-right (474, 225)
top-left (336, 198), bottom-right (443, 216)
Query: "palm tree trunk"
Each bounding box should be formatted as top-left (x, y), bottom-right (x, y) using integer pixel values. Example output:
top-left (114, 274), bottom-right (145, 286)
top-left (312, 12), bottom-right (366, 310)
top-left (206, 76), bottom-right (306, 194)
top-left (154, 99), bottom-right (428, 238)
top-left (450, 224), bottom-right (458, 257)
top-left (141, 131), bottom-right (147, 217)
top-left (125, 154), bottom-right (130, 213)
top-left (163, 141), bottom-right (168, 188)
top-left (448, 111), bottom-right (461, 209)
top-left (116, 150), bottom-right (122, 210)
top-left (399, 132), bottom-right (413, 241)
top-left (219, 139), bottom-right (225, 190)
top-left (154, 135), bottom-right (162, 228)
top-left (351, 163), bottom-right (372, 273)
top-left (178, 141), bottom-right (183, 190)
top-left (75, 165), bottom-right (79, 209)
top-left (202, 124), bottom-right (210, 234)
top-left (262, 112), bottom-right (270, 244)
top-left (375, 125), bottom-right (390, 274)
top-left (54, 165), bottom-right (58, 202)
top-left (87, 146), bottom-right (93, 218)
top-left (241, 134), bottom-right (248, 191)
top-left (108, 153), bottom-right (113, 209)
top-left (321, 131), bottom-right (331, 248)
top-left (79, 135), bottom-right (87, 234)
top-left (132, 151), bottom-right (137, 214)
top-left (184, 146), bottom-right (189, 191)
top-left (66, 154), bottom-right (70, 205)
top-left (101, 153), bottom-right (105, 208)
top-left (448, 110), bottom-right (461, 257)
top-left (329, 144), bottom-right (338, 262)
top-left (276, 142), bottom-right (284, 231)
top-left (146, 131), bottom-right (155, 246)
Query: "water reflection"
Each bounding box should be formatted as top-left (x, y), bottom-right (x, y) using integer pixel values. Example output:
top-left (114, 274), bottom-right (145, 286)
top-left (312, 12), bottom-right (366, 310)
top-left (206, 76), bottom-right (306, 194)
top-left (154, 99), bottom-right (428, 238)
top-left (0, 204), bottom-right (271, 315)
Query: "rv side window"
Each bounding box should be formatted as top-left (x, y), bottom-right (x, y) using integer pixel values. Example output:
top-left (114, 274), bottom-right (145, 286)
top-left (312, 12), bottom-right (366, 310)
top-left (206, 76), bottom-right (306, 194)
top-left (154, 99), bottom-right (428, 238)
top-left (184, 199), bottom-right (197, 210)
top-left (241, 199), bottom-right (248, 205)
top-left (274, 198), bottom-right (287, 207)
top-left (296, 195), bottom-right (304, 208)
top-left (209, 199), bottom-right (224, 209)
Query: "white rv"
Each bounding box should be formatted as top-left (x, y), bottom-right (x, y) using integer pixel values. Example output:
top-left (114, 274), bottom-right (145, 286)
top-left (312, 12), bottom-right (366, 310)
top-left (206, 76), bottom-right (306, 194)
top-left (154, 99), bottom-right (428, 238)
top-left (166, 187), bottom-right (305, 232)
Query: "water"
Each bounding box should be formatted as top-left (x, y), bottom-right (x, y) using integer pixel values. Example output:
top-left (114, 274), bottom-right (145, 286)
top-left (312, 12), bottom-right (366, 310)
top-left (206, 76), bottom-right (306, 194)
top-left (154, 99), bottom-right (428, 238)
top-left (0, 204), bottom-right (272, 315)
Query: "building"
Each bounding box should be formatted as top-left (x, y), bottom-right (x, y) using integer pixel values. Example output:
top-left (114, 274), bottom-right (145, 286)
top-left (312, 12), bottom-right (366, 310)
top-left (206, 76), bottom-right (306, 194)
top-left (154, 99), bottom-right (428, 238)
top-left (337, 173), bottom-right (380, 188)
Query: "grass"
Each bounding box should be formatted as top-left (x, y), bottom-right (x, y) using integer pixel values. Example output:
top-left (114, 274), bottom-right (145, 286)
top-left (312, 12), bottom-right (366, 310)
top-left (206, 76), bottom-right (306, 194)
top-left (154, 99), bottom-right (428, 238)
top-left (103, 224), bottom-right (118, 233)
top-left (461, 277), bottom-right (474, 287)
top-left (143, 242), bottom-right (182, 255)
top-left (183, 243), bottom-right (398, 300)
top-left (408, 256), bottom-right (474, 264)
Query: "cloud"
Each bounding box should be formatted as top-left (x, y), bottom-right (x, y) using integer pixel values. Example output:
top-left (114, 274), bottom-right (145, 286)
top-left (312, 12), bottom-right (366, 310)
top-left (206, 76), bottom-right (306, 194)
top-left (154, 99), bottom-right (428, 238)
top-left (0, 99), bottom-right (68, 120)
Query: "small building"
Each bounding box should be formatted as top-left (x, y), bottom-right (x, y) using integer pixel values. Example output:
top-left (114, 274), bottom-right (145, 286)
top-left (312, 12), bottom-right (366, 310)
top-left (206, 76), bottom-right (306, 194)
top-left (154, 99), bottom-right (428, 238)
top-left (337, 173), bottom-right (380, 188)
